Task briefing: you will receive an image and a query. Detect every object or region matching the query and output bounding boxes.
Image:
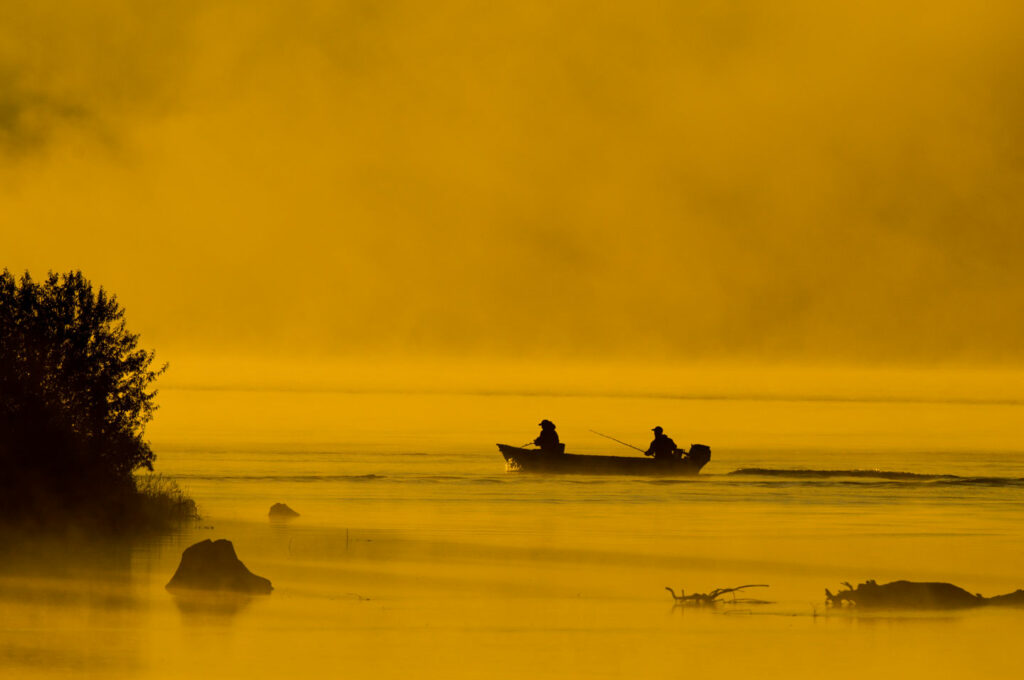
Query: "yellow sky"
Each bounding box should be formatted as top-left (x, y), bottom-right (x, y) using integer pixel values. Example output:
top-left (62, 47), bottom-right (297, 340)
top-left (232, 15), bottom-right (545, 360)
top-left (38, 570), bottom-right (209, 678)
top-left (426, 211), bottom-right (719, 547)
top-left (2, 1), bottom-right (1023, 363)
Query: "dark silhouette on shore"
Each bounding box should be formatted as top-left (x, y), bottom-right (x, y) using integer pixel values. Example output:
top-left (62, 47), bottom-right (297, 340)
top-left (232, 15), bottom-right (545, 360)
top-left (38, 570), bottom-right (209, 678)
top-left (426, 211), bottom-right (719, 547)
top-left (533, 420), bottom-right (565, 454)
top-left (0, 269), bottom-right (194, 531)
top-left (644, 426), bottom-right (678, 460)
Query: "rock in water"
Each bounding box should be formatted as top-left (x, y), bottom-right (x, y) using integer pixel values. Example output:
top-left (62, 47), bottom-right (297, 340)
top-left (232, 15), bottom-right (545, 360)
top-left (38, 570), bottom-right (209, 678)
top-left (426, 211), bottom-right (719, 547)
top-left (268, 503), bottom-right (300, 519)
top-left (826, 580), bottom-right (980, 609)
top-left (986, 589), bottom-right (1024, 607)
top-left (166, 539), bottom-right (273, 594)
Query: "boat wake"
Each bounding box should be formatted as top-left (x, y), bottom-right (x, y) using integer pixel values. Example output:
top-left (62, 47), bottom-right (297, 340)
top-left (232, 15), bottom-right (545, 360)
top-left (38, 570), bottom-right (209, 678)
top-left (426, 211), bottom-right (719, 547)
top-left (173, 473), bottom-right (386, 482)
top-left (727, 468), bottom-right (1024, 486)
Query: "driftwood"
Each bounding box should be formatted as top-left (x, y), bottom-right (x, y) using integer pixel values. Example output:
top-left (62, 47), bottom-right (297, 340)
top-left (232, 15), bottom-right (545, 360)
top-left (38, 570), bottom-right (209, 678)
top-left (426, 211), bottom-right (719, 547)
top-left (826, 579), bottom-right (1024, 609)
top-left (665, 584), bottom-right (770, 606)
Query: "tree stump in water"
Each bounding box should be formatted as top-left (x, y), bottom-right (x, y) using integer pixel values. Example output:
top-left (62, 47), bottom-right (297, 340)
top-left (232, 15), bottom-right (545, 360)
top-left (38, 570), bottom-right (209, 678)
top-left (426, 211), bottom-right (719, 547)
top-left (166, 539), bottom-right (272, 594)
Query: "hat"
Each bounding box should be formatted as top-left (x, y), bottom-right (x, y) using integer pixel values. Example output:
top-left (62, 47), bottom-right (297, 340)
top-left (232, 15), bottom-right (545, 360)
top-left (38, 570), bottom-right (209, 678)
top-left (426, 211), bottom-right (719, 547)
top-left (539, 419), bottom-right (555, 428)
top-left (652, 426), bottom-right (663, 434)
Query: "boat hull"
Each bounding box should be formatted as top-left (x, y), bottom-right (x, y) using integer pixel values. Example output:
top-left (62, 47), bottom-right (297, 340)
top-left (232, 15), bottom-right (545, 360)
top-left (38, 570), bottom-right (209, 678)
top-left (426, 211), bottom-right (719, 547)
top-left (497, 444), bottom-right (710, 476)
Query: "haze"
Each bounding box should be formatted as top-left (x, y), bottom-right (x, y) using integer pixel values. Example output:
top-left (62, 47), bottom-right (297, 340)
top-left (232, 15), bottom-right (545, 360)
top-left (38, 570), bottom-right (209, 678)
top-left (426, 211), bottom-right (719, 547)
top-left (3, 1), bottom-right (1022, 364)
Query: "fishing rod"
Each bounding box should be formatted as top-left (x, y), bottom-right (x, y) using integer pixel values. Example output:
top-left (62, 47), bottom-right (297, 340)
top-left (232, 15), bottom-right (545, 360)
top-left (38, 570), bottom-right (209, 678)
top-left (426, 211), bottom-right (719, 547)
top-left (589, 429), bottom-right (647, 454)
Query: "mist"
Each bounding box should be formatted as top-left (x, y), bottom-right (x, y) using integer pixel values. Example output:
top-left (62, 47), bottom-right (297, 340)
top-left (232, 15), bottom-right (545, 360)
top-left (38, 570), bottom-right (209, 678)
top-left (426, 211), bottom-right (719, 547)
top-left (3, 1), bottom-right (1023, 363)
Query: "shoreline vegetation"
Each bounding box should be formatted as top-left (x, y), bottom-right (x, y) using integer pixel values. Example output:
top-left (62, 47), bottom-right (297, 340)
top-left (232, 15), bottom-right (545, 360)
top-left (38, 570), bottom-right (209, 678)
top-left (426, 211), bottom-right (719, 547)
top-left (0, 269), bottom-right (197, 535)
top-left (133, 473), bottom-right (200, 530)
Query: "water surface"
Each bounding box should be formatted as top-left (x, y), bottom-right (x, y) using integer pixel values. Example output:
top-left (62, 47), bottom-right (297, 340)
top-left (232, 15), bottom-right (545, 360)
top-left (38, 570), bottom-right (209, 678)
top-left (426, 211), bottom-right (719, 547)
top-left (2, 387), bottom-right (1023, 679)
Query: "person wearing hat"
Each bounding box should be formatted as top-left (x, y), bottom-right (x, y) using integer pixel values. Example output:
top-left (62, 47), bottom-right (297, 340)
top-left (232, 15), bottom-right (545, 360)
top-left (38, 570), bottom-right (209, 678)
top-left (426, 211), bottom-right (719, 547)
top-left (533, 419), bottom-right (564, 454)
top-left (644, 426), bottom-right (678, 461)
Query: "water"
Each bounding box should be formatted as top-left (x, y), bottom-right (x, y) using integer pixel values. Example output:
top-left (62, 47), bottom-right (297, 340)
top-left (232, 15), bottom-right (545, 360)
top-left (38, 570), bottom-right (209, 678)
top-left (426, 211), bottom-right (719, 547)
top-left (2, 386), bottom-right (1024, 679)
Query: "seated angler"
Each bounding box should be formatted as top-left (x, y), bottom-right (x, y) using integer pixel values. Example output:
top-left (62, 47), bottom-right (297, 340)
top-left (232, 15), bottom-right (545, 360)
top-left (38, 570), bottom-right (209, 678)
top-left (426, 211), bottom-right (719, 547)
top-left (534, 420), bottom-right (565, 454)
top-left (644, 426), bottom-right (678, 460)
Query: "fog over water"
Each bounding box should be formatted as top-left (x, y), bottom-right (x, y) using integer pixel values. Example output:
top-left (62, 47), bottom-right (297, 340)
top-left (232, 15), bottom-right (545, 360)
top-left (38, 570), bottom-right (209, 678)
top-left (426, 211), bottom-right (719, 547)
top-left (3, 1), bottom-right (1024, 362)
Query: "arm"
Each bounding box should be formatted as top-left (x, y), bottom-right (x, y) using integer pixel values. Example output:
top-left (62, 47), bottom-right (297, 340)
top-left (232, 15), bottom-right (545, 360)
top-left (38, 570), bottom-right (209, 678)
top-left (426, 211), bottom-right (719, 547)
top-left (536, 431), bottom-right (558, 447)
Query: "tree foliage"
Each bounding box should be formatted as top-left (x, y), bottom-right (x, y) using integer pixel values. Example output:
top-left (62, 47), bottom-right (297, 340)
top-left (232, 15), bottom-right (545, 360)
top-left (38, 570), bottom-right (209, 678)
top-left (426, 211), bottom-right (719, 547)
top-left (0, 269), bottom-right (166, 523)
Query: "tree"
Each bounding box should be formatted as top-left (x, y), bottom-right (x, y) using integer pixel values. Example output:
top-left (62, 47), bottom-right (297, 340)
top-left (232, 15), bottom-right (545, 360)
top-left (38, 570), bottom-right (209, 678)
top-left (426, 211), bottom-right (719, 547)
top-left (0, 269), bottom-right (166, 524)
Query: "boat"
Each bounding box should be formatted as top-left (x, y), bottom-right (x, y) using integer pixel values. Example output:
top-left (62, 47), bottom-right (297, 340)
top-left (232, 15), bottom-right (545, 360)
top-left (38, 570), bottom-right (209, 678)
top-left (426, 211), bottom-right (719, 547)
top-left (497, 443), bottom-right (711, 476)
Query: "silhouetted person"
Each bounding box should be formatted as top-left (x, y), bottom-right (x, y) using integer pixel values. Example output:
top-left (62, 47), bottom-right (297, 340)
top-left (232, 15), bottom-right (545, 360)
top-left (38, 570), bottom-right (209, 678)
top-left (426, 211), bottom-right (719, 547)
top-left (645, 426), bottom-right (678, 460)
top-left (534, 419), bottom-right (564, 454)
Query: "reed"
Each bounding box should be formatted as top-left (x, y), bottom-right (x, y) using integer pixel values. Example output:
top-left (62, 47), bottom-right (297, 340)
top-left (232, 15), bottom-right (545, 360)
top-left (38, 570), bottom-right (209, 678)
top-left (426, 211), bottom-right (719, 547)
top-left (131, 473), bottom-right (200, 529)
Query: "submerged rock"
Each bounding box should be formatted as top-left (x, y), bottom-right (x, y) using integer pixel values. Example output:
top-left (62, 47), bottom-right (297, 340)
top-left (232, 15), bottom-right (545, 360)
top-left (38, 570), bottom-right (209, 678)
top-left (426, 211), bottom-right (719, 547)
top-left (166, 539), bottom-right (272, 594)
top-left (826, 579), bottom-right (1024, 610)
top-left (268, 503), bottom-right (300, 519)
top-left (985, 589), bottom-right (1024, 606)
